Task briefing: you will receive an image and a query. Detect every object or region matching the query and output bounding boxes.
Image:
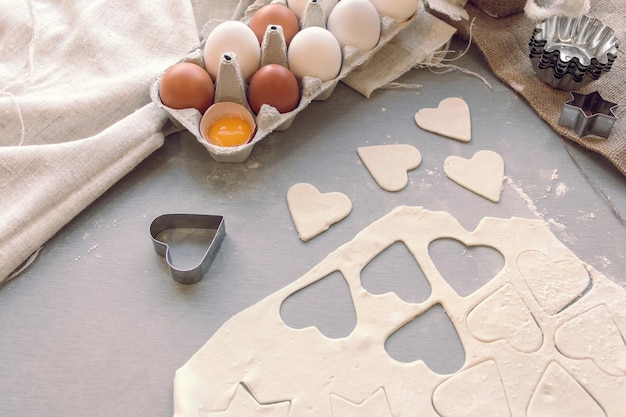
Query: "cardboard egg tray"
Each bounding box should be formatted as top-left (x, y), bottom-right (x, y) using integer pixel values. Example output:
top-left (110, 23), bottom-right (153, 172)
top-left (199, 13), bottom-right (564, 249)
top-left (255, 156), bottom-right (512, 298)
top-left (150, 0), bottom-right (419, 163)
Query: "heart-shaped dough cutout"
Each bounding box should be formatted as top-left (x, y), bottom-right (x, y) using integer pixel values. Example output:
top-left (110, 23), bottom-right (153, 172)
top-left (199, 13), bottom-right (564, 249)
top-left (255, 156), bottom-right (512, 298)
top-left (467, 284), bottom-right (543, 353)
top-left (287, 183), bottom-right (352, 242)
top-left (433, 361), bottom-right (510, 417)
top-left (414, 97), bottom-right (471, 142)
top-left (444, 150), bottom-right (504, 202)
top-left (357, 144), bottom-right (422, 192)
top-left (528, 362), bottom-right (606, 417)
top-left (555, 305), bottom-right (626, 376)
top-left (518, 251), bottom-right (590, 315)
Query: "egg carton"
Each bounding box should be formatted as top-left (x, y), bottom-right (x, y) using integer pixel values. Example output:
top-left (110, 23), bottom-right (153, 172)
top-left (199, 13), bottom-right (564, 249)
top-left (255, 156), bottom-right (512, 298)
top-left (150, 0), bottom-right (420, 163)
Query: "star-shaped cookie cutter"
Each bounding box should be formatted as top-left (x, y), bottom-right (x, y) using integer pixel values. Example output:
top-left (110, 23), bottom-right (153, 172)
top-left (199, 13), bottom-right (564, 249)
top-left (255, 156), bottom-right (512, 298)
top-left (149, 214), bottom-right (226, 285)
top-left (558, 91), bottom-right (618, 139)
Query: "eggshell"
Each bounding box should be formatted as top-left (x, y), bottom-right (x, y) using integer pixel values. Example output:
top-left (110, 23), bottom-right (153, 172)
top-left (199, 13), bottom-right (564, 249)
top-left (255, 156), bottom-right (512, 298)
top-left (158, 62), bottom-right (214, 113)
top-left (327, 0), bottom-right (381, 52)
top-left (368, 0), bottom-right (420, 21)
top-left (286, 0), bottom-right (338, 19)
top-left (248, 64), bottom-right (300, 114)
top-left (249, 4), bottom-right (300, 46)
top-left (151, 0), bottom-right (418, 163)
top-left (200, 102), bottom-right (256, 147)
top-left (287, 26), bottom-right (342, 81)
top-left (203, 21), bottom-right (261, 82)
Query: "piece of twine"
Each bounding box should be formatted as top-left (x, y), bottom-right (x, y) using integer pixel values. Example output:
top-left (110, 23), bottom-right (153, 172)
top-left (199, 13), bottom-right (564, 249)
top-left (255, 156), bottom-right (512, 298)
top-left (382, 18), bottom-right (492, 92)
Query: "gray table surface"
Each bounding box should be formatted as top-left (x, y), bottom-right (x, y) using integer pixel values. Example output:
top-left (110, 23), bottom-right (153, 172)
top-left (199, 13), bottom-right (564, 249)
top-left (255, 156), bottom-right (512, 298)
top-left (1, 37), bottom-right (624, 416)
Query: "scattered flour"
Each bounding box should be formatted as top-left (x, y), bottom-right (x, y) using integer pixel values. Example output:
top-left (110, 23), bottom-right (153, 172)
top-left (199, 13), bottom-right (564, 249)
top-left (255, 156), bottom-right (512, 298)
top-left (245, 160), bottom-right (260, 169)
top-left (550, 169), bottom-right (559, 181)
top-left (547, 217), bottom-right (567, 232)
top-left (596, 255), bottom-right (612, 267)
top-left (505, 177), bottom-right (543, 219)
top-left (555, 182), bottom-right (569, 197)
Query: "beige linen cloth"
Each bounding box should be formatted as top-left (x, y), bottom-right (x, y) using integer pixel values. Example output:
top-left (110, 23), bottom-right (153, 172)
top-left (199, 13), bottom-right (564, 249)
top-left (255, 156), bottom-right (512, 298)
top-left (0, 0), bottom-right (225, 282)
top-left (441, 0), bottom-right (626, 176)
top-left (0, 0), bottom-right (455, 283)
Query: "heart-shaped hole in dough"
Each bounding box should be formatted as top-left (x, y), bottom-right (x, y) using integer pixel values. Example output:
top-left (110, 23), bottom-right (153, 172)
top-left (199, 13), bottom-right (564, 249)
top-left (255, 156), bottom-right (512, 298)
top-left (385, 304), bottom-right (466, 374)
top-left (361, 241), bottom-right (431, 303)
top-left (280, 271), bottom-right (357, 339)
top-left (429, 238), bottom-right (505, 297)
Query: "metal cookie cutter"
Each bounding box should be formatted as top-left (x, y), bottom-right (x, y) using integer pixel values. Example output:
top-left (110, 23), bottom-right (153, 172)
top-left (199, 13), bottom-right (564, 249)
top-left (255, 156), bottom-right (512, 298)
top-left (558, 91), bottom-right (618, 139)
top-left (149, 214), bottom-right (226, 285)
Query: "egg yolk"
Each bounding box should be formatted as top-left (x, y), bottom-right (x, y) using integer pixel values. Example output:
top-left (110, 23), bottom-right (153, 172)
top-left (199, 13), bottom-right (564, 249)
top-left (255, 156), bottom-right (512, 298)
top-left (207, 117), bottom-right (252, 147)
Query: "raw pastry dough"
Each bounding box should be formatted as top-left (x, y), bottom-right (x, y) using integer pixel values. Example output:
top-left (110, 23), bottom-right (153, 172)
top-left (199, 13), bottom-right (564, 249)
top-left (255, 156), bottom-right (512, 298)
top-left (527, 362), bottom-right (606, 417)
top-left (199, 383), bottom-right (291, 416)
top-left (444, 150), bottom-right (504, 202)
top-left (357, 144), bottom-right (422, 192)
top-left (330, 388), bottom-right (394, 417)
top-left (555, 304), bottom-right (626, 376)
top-left (432, 360), bottom-right (510, 417)
top-left (414, 97), bottom-right (471, 142)
top-left (467, 283), bottom-right (543, 353)
top-left (174, 207), bottom-right (625, 417)
top-left (518, 250), bottom-right (591, 315)
top-left (286, 183), bottom-right (352, 241)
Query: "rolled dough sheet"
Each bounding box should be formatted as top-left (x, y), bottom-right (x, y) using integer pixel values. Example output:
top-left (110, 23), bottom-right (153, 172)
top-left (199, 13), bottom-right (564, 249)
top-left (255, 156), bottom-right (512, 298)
top-left (174, 206), bottom-right (625, 417)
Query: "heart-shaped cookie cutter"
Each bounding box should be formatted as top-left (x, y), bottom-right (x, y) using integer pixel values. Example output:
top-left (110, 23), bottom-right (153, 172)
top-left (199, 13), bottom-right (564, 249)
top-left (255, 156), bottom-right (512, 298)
top-left (149, 214), bottom-right (226, 284)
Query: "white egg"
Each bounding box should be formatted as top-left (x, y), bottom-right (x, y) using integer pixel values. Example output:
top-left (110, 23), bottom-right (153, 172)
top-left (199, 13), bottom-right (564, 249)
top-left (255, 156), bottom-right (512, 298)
top-left (369, 0), bottom-right (421, 21)
top-left (287, 0), bottom-right (339, 19)
top-left (327, 0), bottom-right (381, 52)
top-left (203, 21), bottom-right (261, 82)
top-left (288, 26), bottom-right (342, 81)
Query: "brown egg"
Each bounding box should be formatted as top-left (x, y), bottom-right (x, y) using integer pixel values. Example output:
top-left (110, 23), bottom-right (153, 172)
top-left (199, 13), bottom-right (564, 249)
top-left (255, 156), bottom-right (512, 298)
top-left (249, 4), bottom-right (300, 46)
top-left (159, 62), bottom-right (215, 113)
top-left (248, 64), bottom-right (300, 114)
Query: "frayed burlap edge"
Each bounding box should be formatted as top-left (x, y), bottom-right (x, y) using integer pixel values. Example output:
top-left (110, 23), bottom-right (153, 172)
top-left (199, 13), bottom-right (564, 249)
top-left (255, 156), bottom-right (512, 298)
top-left (469, 0), bottom-right (526, 18)
top-left (437, 2), bottom-right (626, 177)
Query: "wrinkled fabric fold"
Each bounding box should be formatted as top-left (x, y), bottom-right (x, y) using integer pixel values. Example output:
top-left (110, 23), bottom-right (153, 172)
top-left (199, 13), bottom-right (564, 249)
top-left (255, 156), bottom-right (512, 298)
top-left (0, 0), bottom-right (222, 282)
top-left (0, 0), bottom-right (456, 283)
top-left (0, 103), bottom-right (167, 281)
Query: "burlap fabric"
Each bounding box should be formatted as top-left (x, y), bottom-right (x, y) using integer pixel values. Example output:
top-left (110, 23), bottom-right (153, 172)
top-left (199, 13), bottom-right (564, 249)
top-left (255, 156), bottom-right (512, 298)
top-left (439, 0), bottom-right (626, 176)
top-left (343, 9), bottom-right (457, 98)
top-left (470, 0), bottom-right (526, 17)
